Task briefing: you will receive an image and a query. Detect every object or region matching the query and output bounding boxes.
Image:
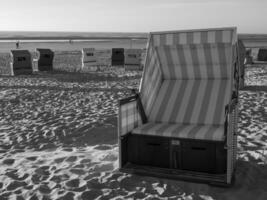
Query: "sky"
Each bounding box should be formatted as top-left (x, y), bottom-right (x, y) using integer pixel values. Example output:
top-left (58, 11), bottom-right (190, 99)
top-left (0, 0), bottom-right (266, 33)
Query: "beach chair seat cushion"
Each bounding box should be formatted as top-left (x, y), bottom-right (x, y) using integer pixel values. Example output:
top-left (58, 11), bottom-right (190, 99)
top-left (132, 122), bottom-right (225, 141)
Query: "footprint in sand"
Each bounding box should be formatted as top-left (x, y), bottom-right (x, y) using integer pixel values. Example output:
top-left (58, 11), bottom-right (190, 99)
top-left (3, 158), bottom-right (15, 165)
top-left (26, 156), bottom-right (38, 161)
top-left (54, 157), bottom-right (66, 163)
top-left (81, 189), bottom-right (103, 200)
top-left (84, 172), bottom-right (101, 180)
top-left (69, 168), bottom-right (86, 175)
top-left (65, 179), bottom-right (87, 192)
top-left (6, 181), bottom-right (27, 191)
top-left (38, 184), bottom-right (51, 194)
top-left (101, 154), bottom-right (117, 162)
top-left (80, 158), bottom-right (91, 164)
top-left (93, 163), bottom-right (114, 172)
top-left (94, 144), bottom-right (112, 150)
top-left (58, 192), bottom-right (75, 200)
top-left (50, 174), bottom-right (70, 183)
top-left (35, 166), bottom-right (50, 176)
top-left (6, 170), bottom-right (29, 181)
top-left (65, 156), bottom-right (77, 162)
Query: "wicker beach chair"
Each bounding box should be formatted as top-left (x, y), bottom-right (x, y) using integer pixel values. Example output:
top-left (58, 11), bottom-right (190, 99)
top-left (112, 48), bottom-right (124, 66)
top-left (118, 27), bottom-right (239, 186)
top-left (237, 40), bottom-right (246, 89)
top-left (81, 48), bottom-right (98, 72)
top-left (10, 50), bottom-right (33, 75)
top-left (36, 48), bottom-right (54, 71)
top-left (124, 49), bottom-right (142, 71)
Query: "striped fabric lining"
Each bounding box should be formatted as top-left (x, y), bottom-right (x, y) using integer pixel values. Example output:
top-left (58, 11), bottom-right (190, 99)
top-left (120, 101), bottom-right (142, 136)
top-left (148, 80), bottom-right (231, 125)
top-left (132, 122), bottom-right (225, 141)
top-left (140, 45), bottom-right (163, 115)
top-left (152, 29), bottom-right (235, 46)
top-left (155, 43), bottom-right (232, 79)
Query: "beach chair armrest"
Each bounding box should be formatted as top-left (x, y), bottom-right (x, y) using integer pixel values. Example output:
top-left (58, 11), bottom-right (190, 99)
top-left (119, 95), bottom-right (138, 106)
top-left (118, 93), bottom-right (147, 137)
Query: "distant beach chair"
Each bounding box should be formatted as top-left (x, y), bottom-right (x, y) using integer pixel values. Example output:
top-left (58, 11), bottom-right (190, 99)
top-left (10, 50), bottom-right (33, 75)
top-left (118, 27), bottom-right (239, 186)
top-left (111, 48), bottom-right (124, 66)
top-left (124, 49), bottom-right (142, 71)
top-left (257, 48), bottom-right (267, 61)
top-left (81, 48), bottom-right (98, 72)
top-left (36, 48), bottom-right (54, 71)
top-left (237, 40), bottom-right (246, 89)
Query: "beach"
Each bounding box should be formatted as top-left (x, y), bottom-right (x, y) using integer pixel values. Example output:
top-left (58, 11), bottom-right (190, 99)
top-left (0, 63), bottom-right (266, 199)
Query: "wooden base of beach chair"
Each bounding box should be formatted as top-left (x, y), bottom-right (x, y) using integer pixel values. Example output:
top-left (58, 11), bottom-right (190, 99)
top-left (38, 65), bottom-right (53, 72)
top-left (13, 69), bottom-right (33, 75)
top-left (120, 134), bottom-right (231, 186)
top-left (120, 163), bottom-right (232, 187)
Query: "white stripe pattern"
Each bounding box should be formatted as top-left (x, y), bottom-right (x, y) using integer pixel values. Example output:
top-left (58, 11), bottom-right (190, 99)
top-left (132, 122), bottom-right (225, 141)
top-left (148, 80), bottom-right (231, 125)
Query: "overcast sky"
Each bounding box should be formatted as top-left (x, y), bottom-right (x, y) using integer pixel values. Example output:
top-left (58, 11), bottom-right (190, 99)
top-left (0, 0), bottom-right (266, 33)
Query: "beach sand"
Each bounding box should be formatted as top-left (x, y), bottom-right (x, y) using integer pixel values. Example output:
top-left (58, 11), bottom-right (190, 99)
top-left (0, 66), bottom-right (266, 199)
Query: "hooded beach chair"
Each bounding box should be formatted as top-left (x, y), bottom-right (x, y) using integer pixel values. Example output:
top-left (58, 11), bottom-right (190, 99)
top-left (237, 40), bottom-right (246, 89)
top-left (124, 49), bottom-right (142, 70)
top-left (36, 48), bottom-right (54, 71)
top-left (118, 27), bottom-right (239, 186)
top-left (10, 50), bottom-right (33, 75)
top-left (81, 48), bottom-right (98, 72)
top-left (257, 48), bottom-right (267, 61)
top-left (112, 48), bottom-right (124, 66)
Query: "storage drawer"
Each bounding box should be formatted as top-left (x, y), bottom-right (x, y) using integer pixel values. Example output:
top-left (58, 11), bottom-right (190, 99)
top-left (127, 135), bottom-right (170, 168)
top-left (181, 140), bottom-right (216, 173)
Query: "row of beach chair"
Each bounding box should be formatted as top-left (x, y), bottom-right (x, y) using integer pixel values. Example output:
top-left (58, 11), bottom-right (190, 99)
top-left (6, 48), bottom-right (143, 75)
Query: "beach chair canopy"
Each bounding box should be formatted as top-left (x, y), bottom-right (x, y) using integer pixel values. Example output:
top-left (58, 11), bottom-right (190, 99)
top-left (128, 28), bottom-right (238, 141)
top-left (36, 48), bottom-right (54, 71)
top-left (11, 50), bottom-right (33, 75)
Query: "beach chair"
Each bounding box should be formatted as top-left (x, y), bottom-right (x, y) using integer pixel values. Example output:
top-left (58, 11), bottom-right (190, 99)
top-left (237, 40), bottom-right (246, 89)
top-left (112, 48), bottom-right (124, 66)
top-left (36, 48), bottom-right (54, 71)
top-left (81, 48), bottom-right (98, 72)
top-left (257, 48), bottom-right (267, 61)
top-left (124, 49), bottom-right (142, 71)
top-left (10, 50), bottom-right (33, 75)
top-left (118, 27), bottom-right (239, 186)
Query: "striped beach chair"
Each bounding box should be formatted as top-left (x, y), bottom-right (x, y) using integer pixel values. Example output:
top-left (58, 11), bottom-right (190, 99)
top-left (10, 50), bottom-right (33, 75)
top-left (237, 40), bottom-right (246, 89)
top-left (118, 27), bottom-right (239, 186)
top-left (124, 49), bottom-right (142, 71)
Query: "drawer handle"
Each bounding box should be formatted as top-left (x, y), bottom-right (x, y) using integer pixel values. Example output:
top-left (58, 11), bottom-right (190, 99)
top-left (147, 143), bottom-right (160, 146)
top-left (191, 147), bottom-right (206, 150)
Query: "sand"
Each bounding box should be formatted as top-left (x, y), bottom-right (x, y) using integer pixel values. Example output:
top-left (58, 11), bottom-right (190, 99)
top-left (0, 66), bottom-right (266, 199)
